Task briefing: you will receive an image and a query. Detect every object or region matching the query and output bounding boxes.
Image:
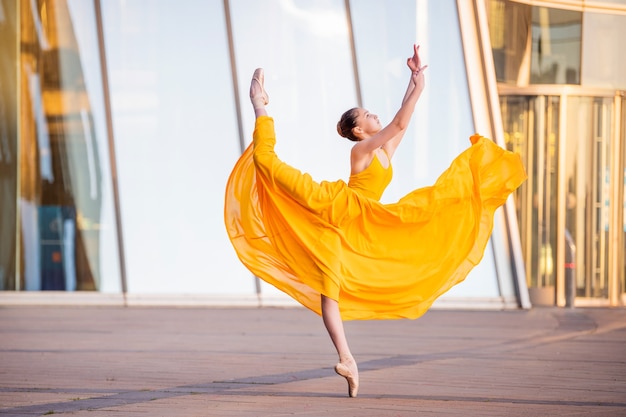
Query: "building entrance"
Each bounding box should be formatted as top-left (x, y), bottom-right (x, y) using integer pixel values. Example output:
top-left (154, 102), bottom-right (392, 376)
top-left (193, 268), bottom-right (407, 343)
top-left (499, 89), bottom-right (625, 307)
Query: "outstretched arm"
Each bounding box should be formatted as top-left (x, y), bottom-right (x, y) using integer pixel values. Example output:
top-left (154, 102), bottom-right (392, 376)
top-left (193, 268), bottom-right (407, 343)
top-left (352, 44), bottom-right (427, 160)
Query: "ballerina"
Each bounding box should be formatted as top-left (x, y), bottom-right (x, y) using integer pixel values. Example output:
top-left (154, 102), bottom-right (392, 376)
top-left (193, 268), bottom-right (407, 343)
top-left (225, 44), bottom-right (526, 398)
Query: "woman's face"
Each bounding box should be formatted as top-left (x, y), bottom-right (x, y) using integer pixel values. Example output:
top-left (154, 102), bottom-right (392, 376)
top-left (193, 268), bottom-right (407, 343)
top-left (355, 108), bottom-right (381, 139)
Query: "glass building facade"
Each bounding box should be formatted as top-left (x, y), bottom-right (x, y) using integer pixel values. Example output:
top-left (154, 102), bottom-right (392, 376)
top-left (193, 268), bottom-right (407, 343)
top-left (0, 0), bottom-right (624, 309)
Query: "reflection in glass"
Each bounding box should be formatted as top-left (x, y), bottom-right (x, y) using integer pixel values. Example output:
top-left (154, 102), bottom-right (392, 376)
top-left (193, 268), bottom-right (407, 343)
top-left (19, 0), bottom-right (120, 291)
top-left (0, 0), bottom-right (18, 290)
top-left (501, 96), bottom-right (559, 297)
top-left (564, 97), bottom-right (612, 298)
top-left (530, 7), bottom-right (581, 84)
top-left (486, 1), bottom-right (582, 85)
top-left (500, 98), bottom-right (530, 276)
top-left (487, 0), bottom-right (531, 85)
top-left (564, 97), bottom-right (590, 297)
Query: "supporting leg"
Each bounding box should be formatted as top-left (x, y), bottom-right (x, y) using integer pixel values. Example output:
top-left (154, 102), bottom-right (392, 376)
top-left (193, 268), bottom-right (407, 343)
top-left (249, 69), bottom-right (358, 396)
top-left (321, 295), bottom-right (359, 397)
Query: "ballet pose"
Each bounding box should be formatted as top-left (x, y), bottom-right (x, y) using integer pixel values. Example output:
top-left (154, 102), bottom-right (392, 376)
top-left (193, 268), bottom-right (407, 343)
top-left (225, 44), bottom-right (526, 397)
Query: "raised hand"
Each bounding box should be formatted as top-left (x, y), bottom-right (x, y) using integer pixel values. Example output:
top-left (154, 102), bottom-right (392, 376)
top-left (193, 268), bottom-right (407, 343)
top-left (407, 44), bottom-right (427, 74)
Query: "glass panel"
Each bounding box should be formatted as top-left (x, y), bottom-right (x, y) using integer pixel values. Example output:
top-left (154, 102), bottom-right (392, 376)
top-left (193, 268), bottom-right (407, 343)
top-left (486, 0), bottom-right (531, 85)
top-left (539, 96), bottom-right (560, 291)
top-left (501, 95), bottom-right (559, 301)
top-left (486, 1), bottom-right (582, 85)
top-left (501, 97), bottom-right (532, 271)
top-left (565, 97), bottom-right (612, 299)
top-left (351, 0), bottom-right (500, 297)
top-left (19, 0), bottom-right (121, 291)
top-left (581, 12), bottom-right (626, 89)
top-left (586, 0), bottom-right (626, 5)
top-left (0, 0), bottom-right (18, 290)
top-left (591, 98), bottom-right (611, 297)
top-left (229, 0), bottom-right (356, 298)
top-left (564, 96), bottom-right (589, 297)
top-left (349, 0), bottom-right (417, 201)
top-left (101, 0), bottom-right (251, 293)
top-left (351, 0), bottom-right (473, 195)
top-left (231, 0), bottom-right (355, 184)
top-left (530, 7), bottom-right (581, 84)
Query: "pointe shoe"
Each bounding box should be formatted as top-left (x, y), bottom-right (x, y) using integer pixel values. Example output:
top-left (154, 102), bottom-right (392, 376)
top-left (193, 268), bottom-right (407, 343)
top-left (335, 361), bottom-right (359, 398)
top-left (250, 68), bottom-right (269, 109)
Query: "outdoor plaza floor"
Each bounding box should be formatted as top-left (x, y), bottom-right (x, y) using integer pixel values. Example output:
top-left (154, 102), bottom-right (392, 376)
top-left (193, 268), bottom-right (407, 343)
top-left (1, 304), bottom-right (625, 416)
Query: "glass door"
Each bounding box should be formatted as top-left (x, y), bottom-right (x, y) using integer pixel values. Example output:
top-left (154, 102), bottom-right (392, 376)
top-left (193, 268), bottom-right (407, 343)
top-left (501, 95), bottom-right (560, 305)
top-left (564, 97), bottom-right (613, 300)
top-left (500, 91), bottom-right (623, 306)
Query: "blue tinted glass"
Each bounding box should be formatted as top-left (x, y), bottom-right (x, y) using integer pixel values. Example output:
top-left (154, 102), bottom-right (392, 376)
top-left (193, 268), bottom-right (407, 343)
top-left (18, 0), bottom-right (121, 292)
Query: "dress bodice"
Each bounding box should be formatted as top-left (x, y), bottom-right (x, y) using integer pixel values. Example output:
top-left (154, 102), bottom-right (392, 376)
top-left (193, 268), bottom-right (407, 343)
top-left (348, 152), bottom-right (393, 201)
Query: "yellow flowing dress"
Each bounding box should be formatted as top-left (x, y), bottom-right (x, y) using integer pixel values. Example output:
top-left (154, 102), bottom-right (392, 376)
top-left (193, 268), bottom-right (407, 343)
top-left (224, 116), bottom-right (526, 320)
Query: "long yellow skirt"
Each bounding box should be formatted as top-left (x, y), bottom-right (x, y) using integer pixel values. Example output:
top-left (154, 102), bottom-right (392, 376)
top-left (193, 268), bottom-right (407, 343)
top-left (224, 116), bottom-right (527, 320)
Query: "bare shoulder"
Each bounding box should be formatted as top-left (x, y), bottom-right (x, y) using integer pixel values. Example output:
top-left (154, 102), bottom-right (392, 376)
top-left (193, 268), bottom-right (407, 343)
top-left (350, 145), bottom-right (375, 175)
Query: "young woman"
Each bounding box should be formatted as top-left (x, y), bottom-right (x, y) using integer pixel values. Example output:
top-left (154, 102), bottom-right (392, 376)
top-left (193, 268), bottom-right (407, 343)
top-left (225, 45), bottom-right (526, 398)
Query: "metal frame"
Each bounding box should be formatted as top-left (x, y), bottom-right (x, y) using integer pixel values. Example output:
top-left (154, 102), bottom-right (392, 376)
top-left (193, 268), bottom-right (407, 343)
top-left (95, 0), bottom-right (128, 301)
top-left (344, 0), bottom-right (362, 108)
top-left (499, 84), bottom-right (620, 98)
top-left (15, 0), bottom-right (22, 291)
top-left (609, 93), bottom-right (624, 305)
top-left (458, 0), bottom-right (531, 308)
top-left (504, 0), bottom-right (626, 15)
top-left (222, 0), bottom-right (262, 302)
top-left (223, 0), bottom-right (246, 156)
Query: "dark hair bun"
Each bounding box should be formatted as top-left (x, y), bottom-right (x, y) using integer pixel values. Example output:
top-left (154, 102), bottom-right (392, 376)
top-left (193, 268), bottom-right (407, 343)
top-left (337, 107), bottom-right (359, 142)
top-left (337, 121), bottom-right (346, 138)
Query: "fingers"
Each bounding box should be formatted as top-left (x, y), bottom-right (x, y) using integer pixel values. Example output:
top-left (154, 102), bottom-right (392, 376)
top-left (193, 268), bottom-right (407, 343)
top-left (408, 44), bottom-right (425, 72)
top-left (411, 44), bottom-right (421, 64)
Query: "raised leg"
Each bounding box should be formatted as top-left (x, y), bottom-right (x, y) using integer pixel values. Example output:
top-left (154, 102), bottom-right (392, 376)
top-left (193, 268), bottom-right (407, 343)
top-left (250, 68), bottom-right (269, 118)
top-left (321, 295), bottom-right (359, 397)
